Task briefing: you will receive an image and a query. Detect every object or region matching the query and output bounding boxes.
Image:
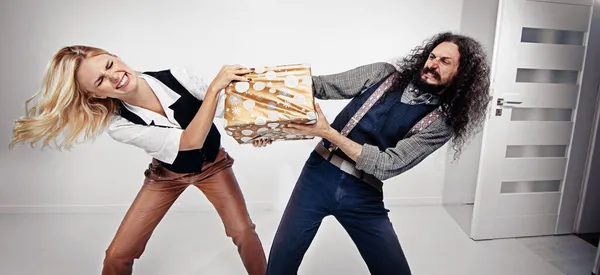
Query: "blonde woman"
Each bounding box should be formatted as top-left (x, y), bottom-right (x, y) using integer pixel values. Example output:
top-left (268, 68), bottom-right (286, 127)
top-left (9, 45), bottom-right (268, 275)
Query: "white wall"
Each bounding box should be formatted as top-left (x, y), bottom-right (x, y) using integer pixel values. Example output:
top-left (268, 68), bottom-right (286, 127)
top-left (442, 0), bottom-right (499, 235)
top-left (444, 0), bottom-right (499, 205)
top-left (0, 0), bottom-right (463, 213)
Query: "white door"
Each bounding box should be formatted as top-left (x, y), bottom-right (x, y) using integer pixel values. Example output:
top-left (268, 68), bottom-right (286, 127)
top-left (471, 0), bottom-right (593, 240)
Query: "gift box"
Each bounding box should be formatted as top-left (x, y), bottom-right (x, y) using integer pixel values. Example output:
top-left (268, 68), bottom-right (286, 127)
top-left (222, 64), bottom-right (317, 144)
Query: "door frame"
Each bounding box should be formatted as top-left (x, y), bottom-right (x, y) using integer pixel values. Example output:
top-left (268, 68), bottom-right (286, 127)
top-left (574, 72), bottom-right (600, 234)
top-left (556, 0), bottom-right (600, 234)
top-left (594, 241), bottom-right (600, 275)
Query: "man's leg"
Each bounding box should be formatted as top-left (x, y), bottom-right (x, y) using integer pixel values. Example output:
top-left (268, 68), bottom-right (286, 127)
top-left (265, 156), bottom-right (335, 275)
top-left (334, 178), bottom-right (412, 275)
top-left (102, 167), bottom-right (188, 275)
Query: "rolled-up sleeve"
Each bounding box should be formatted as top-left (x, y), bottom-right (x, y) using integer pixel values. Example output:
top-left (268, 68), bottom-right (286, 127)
top-left (355, 118), bottom-right (454, 181)
top-left (107, 116), bottom-right (184, 164)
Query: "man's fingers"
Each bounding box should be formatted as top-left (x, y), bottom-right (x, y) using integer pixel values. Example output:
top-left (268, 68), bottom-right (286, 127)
top-left (284, 124), bottom-right (307, 134)
top-left (283, 127), bottom-right (296, 133)
top-left (287, 123), bottom-right (306, 129)
top-left (315, 104), bottom-right (327, 119)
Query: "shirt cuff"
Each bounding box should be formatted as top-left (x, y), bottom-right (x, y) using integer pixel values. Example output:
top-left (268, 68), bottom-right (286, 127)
top-left (153, 128), bottom-right (184, 164)
top-left (215, 89), bottom-right (226, 119)
top-left (355, 143), bottom-right (380, 172)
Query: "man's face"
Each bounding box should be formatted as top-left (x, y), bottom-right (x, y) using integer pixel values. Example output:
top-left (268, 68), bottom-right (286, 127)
top-left (419, 41), bottom-right (460, 93)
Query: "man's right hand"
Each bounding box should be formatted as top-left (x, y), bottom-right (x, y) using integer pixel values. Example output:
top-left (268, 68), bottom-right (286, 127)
top-left (207, 65), bottom-right (253, 94)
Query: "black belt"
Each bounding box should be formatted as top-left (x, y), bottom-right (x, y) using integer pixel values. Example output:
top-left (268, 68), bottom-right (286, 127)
top-left (314, 143), bottom-right (382, 191)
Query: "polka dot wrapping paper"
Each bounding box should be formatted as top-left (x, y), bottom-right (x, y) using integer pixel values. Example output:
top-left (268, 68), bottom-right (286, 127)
top-left (223, 64), bottom-right (317, 144)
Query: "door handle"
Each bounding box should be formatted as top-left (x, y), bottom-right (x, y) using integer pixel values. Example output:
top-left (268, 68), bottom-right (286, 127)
top-left (497, 97), bottom-right (523, 106)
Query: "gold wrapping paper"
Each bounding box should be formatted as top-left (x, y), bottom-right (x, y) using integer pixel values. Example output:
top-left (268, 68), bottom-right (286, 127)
top-left (223, 64), bottom-right (317, 144)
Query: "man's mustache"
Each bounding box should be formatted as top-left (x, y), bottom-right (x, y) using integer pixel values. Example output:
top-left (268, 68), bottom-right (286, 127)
top-left (422, 67), bottom-right (440, 80)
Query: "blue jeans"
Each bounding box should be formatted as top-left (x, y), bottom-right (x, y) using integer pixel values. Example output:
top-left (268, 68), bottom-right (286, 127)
top-left (265, 151), bottom-right (412, 275)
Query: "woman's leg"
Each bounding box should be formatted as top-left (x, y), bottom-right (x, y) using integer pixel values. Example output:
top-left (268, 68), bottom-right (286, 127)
top-left (102, 164), bottom-right (189, 275)
top-left (191, 151), bottom-right (267, 275)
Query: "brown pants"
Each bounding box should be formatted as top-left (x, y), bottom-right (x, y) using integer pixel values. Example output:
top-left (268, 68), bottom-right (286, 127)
top-left (101, 149), bottom-right (266, 275)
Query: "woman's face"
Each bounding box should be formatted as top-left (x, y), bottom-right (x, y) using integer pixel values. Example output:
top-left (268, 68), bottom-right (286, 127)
top-left (76, 53), bottom-right (138, 99)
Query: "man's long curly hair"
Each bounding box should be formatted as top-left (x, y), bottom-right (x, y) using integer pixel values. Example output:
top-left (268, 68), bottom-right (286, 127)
top-left (393, 32), bottom-right (492, 159)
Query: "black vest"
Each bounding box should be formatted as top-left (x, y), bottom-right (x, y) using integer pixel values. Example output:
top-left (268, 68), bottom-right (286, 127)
top-left (323, 73), bottom-right (438, 163)
top-left (118, 70), bottom-right (221, 174)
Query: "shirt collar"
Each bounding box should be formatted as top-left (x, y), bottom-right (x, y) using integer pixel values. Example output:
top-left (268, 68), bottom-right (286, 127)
top-left (405, 83), bottom-right (441, 105)
top-left (121, 73), bottom-right (181, 125)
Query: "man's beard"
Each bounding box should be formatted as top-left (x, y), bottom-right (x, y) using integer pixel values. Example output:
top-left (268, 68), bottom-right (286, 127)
top-left (415, 67), bottom-right (446, 94)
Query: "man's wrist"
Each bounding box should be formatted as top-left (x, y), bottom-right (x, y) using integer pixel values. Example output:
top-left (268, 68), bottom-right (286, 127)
top-left (322, 126), bottom-right (363, 161)
top-left (322, 126), bottom-right (338, 141)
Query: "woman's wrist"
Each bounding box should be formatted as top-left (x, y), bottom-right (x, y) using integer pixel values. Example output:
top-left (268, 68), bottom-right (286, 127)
top-left (207, 84), bottom-right (224, 98)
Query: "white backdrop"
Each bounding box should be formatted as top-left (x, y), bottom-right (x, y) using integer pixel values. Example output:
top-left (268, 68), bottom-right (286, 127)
top-left (0, 0), bottom-right (463, 213)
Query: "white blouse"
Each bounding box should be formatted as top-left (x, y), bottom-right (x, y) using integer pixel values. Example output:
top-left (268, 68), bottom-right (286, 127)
top-left (106, 67), bottom-right (226, 165)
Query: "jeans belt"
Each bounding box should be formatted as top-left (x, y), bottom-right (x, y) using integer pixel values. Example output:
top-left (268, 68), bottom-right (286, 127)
top-left (314, 143), bottom-right (382, 190)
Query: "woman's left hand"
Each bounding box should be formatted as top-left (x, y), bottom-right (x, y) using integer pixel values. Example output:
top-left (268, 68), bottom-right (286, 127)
top-left (252, 137), bottom-right (273, 147)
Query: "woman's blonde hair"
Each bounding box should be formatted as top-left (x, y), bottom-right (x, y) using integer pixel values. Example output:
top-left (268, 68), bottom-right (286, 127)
top-left (9, 45), bottom-right (121, 150)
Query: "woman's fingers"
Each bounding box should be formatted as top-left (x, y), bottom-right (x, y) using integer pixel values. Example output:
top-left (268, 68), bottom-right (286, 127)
top-left (235, 68), bottom-right (254, 74)
top-left (232, 75), bottom-right (251, 82)
top-left (251, 137), bottom-right (273, 147)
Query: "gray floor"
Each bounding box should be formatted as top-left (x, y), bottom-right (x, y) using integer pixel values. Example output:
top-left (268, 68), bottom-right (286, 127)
top-left (0, 206), bottom-right (596, 275)
top-left (518, 235), bottom-right (598, 275)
